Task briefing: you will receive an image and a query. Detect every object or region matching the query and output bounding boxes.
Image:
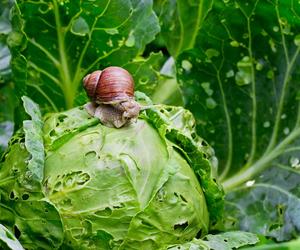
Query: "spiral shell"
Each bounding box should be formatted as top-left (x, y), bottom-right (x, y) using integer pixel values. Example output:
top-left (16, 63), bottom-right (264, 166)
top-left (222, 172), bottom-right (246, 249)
top-left (83, 66), bottom-right (134, 104)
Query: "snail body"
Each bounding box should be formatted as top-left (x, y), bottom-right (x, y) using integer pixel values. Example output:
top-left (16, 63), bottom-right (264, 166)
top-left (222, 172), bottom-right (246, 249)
top-left (83, 66), bottom-right (141, 128)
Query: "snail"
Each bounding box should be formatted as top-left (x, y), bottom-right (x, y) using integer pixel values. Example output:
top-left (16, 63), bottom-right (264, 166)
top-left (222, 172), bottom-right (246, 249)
top-left (83, 66), bottom-right (141, 128)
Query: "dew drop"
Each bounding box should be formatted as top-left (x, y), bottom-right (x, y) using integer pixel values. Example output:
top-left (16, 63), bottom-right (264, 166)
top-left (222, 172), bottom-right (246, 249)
top-left (269, 39), bottom-right (277, 53)
top-left (267, 70), bottom-right (274, 79)
top-left (230, 40), bottom-right (239, 47)
top-left (235, 56), bottom-right (252, 86)
top-left (294, 34), bottom-right (300, 46)
top-left (256, 62), bottom-right (263, 71)
top-left (235, 108), bottom-right (241, 115)
top-left (290, 157), bottom-right (300, 169)
top-left (263, 121), bottom-right (271, 128)
top-left (201, 82), bottom-right (213, 96)
top-left (246, 180), bottom-right (255, 187)
top-left (226, 70), bottom-right (234, 78)
top-left (206, 98), bottom-right (217, 109)
top-left (242, 33), bottom-right (249, 39)
top-left (105, 28), bottom-right (119, 35)
top-left (281, 114), bottom-right (287, 119)
top-left (106, 39), bottom-right (113, 47)
top-left (125, 31), bottom-right (135, 47)
top-left (181, 60), bottom-right (193, 72)
top-left (205, 49), bottom-right (220, 59)
top-left (273, 26), bottom-right (279, 32)
top-left (283, 127), bottom-right (290, 135)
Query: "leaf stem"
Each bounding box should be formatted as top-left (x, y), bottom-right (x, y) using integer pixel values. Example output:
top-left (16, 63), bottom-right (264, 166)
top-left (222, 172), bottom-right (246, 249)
top-left (265, 47), bottom-right (300, 153)
top-left (217, 66), bottom-right (233, 181)
top-left (246, 18), bottom-right (257, 166)
top-left (52, 0), bottom-right (73, 109)
top-left (222, 127), bottom-right (300, 192)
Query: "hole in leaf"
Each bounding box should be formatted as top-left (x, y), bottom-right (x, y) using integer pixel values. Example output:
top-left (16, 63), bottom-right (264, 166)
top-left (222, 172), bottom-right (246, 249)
top-left (269, 223), bottom-right (281, 231)
top-left (201, 140), bottom-right (208, 146)
top-left (14, 225), bottom-right (21, 239)
top-left (58, 114), bottom-right (68, 123)
top-left (113, 203), bottom-right (124, 209)
top-left (85, 151), bottom-right (97, 159)
top-left (174, 221), bottom-right (188, 230)
top-left (180, 194), bottom-right (187, 203)
top-left (22, 193), bottom-right (30, 200)
top-left (49, 129), bottom-right (57, 137)
top-left (141, 220), bottom-right (152, 228)
top-left (9, 191), bottom-right (15, 200)
top-left (196, 229), bottom-right (202, 239)
top-left (95, 207), bottom-right (112, 217)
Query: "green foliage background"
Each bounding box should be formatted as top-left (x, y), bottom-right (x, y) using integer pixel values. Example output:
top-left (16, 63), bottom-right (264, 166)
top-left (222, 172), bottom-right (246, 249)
top-left (1, 0), bottom-right (300, 249)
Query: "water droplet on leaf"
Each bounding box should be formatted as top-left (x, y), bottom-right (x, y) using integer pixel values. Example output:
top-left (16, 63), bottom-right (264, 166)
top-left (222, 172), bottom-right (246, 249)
top-left (226, 70), bottom-right (234, 78)
top-left (235, 56), bottom-right (252, 86)
top-left (125, 31), bottom-right (135, 47)
top-left (201, 82), bottom-right (213, 96)
top-left (246, 180), bottom-right (255, 187)
top-left (181, 60), bottom-right (193, 72)
top-left (71, 17), bottom-right (90, 36)
top-left (294, 34), bottom-right (300, 46)
top-left (283, 127), bottom-right (290, 135)
top-left (205, 49), bottom-right (220, 59)
top-left (230, 41), bottom-right (239, 47)
top-left (290, 157), bottom-right (300, 169)
top-left (263, 121), bottom-right (270, 128)
top-left (105, 28), bottom-right (119, 35)
top-left (206, 98), bottom-right (217, 109)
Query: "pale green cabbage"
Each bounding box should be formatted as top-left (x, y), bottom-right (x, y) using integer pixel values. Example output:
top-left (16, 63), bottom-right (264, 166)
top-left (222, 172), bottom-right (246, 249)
top-left (0, 98), bottom-right (223, 249)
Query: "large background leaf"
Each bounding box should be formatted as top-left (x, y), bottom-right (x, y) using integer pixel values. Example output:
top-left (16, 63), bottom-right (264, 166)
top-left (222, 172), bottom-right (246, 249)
top-left (0, 0), bottom-right (15, 155)
top-left (11, 0), bottom-right (160, 111)
top-left (176, 0), bottom-right (300, 240)
top-left (153, 0), bottom-right (213, 57)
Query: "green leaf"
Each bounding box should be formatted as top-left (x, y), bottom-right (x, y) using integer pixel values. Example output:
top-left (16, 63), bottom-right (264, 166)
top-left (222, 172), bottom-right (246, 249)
top-left (0, 224), bottom-right (24, 250)
top-left (40, 106), bottom-right (210, 248)
top-left (11, 0), bottom-right (160, 110)
top-left (243, 238), bottom-right (300, 250)
top-left (166, 231), bottom-right (259, 250)
top-left (143, 105), bottom-right (224, 226)
top-left (225, 161), bottom-right (300, 241)
top-left (152, 57), bottom-right (184, 106)
top-left (154, 0), bottom-right (213, 57)
top-left (0, 85), bottom-right (15, 156)
top-left (21, 96), bottom-right (44, 184)
top-left (0, 133), bottom-right (64, 249)
top-left (0, 0), bottom-right (12, 36)
top-left (123, 52), bottom-right (164, 96)
top-left (176, 0), bottom-right (300, 240)
top-left (0, 43), bottom-right (11, 81)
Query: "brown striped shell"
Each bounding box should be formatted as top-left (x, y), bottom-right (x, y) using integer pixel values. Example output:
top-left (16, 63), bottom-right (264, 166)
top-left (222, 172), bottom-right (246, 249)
top-left (83, 67), bottom-right (134, 104)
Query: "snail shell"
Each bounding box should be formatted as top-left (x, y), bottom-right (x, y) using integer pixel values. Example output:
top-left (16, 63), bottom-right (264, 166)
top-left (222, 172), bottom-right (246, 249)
top-left (83, 66), bottom-right (134, 104)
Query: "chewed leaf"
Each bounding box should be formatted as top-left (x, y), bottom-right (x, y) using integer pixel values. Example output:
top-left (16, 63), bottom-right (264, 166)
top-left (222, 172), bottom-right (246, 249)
top-left (143, 105), bottom-right (224, 226)
top-left (12, 0), bottom-right (160, 110)
top-left (0, 224), bottom-right (24, 250)
top-left (225, 159), bottom-right (300, 241)
top-left (167, 231), bottom-right (259, 250)
top-left (22, 96), bottom-right (44, 183)
top-left (176, 0), bottom-right (300, 241)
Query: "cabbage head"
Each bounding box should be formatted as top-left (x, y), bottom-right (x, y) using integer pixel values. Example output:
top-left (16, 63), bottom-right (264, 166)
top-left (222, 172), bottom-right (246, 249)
top-left (0, 97), bottom-right (223, 250)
